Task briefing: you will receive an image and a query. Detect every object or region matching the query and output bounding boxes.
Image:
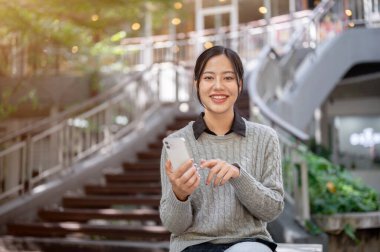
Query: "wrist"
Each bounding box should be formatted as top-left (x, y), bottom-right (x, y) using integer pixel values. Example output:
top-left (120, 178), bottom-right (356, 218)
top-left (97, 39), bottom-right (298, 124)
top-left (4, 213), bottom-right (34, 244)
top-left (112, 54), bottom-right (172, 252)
top-left (173, 190), bottom-right (189, 201)
top-left (231, 163), bottom-right (241, 178)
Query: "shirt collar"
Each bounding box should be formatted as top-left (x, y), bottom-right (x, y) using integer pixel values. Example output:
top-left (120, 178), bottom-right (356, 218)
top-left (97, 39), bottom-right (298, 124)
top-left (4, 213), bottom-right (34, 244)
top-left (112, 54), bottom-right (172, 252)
top-left (192, 109), bottom-right (246, 140)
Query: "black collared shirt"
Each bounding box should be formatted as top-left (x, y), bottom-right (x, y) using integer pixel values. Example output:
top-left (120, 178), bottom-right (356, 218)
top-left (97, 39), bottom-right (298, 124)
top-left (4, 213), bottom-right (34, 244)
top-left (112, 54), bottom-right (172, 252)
top-left (192, 109), bottom-right (246, 140)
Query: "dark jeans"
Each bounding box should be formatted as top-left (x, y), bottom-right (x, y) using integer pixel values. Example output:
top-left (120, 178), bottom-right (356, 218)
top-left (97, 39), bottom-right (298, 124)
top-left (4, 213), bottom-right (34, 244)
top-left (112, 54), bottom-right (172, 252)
top-left (182, 238), bottom-right (276, 252)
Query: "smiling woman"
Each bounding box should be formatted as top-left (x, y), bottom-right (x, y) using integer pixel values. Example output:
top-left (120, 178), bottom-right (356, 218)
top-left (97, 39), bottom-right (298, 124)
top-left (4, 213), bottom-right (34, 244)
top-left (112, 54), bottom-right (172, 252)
top-left (196, 53), bottom-right (241, 135)
top-left (159, 46), bottom-right (284, 252)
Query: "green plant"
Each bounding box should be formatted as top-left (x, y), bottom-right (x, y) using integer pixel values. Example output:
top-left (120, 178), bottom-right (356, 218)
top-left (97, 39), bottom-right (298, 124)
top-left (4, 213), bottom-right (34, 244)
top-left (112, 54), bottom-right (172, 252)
top-left (299, 151), bottom-right (379, 243)
top-left (306, 152), bottom-right (379, 215)
top-left (304, 219), bottom-right (323, 236)
top-left (0, 0), bottom-right (180, 77)
top-left (343, 223), bottom-right (360, 245)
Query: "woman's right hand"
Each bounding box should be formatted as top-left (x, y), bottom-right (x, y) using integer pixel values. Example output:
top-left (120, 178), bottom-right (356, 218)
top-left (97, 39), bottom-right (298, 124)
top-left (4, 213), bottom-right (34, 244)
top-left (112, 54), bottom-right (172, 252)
top-left (165, 159), bottom-right (200, 201)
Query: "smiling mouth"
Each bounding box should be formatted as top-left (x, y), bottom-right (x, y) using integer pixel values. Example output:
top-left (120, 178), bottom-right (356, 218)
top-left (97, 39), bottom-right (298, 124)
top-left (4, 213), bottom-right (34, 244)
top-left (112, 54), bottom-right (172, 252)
top-left (210, 95), bottom-right (229, 103)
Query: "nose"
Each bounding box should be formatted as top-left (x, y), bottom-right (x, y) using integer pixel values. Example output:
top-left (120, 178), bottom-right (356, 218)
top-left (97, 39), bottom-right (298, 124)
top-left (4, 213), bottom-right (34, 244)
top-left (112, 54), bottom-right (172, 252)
top-left (214, 76), bottom-right (223, 90)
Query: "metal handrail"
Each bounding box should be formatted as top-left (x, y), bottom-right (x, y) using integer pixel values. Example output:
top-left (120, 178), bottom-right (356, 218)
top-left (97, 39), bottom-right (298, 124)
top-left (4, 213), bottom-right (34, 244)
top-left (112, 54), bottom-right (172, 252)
top-left (248, 0), bottom-right (380, 224)
top-left (0, 10), bottom-right (312, 78)
top-left (0, 70), bottom-right (143, 145)
top-left (0, 63), bottom-right (193, 203)
top-left (248, 0), bottom-right (338, 142)
top-left (248, 46), bottom-right (310, 142)
top-left (0, 8), bottom-right (337, 205)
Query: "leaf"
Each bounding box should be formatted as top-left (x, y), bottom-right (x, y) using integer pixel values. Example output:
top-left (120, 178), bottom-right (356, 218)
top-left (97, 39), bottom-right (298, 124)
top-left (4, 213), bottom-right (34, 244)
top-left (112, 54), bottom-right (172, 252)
top-left (305, 220), bottom-right (323, 235)
top-left (343, 224), bottom-right (360, 245)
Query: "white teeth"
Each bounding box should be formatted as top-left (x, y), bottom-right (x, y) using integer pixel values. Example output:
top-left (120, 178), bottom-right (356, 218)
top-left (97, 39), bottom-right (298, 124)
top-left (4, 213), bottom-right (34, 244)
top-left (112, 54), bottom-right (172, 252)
top-left (211, 95), bottom-right (227, 99)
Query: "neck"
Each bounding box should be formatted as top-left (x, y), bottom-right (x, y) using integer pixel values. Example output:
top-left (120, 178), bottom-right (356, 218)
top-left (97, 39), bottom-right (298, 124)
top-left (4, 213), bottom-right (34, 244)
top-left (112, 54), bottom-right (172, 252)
top-left (204, 109), bottom-right (234, 136)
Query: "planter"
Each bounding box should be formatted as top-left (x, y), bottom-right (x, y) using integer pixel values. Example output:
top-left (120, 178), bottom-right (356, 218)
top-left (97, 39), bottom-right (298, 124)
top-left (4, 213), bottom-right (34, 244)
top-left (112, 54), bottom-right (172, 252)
top-left (313, 211), bottom-right (380, 252)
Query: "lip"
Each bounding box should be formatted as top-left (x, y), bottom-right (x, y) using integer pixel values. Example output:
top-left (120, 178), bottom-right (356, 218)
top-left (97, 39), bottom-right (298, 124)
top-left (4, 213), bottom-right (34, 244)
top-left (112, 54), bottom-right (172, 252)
top-left (210, 94), bottom-right (229, 104)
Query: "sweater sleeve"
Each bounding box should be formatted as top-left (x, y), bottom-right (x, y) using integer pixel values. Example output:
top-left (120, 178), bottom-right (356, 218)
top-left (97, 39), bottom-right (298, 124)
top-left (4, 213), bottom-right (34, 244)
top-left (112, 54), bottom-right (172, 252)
top-left (159, 147), bottom-right (193, 234)
top-left (229, 131), bottom-right (284, 222)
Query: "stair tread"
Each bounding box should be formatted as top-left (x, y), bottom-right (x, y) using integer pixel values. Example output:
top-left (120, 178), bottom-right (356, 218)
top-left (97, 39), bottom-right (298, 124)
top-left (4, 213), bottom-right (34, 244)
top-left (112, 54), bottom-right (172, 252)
top-left (123, 162), bottom-right (160, 170)
top-left (38, 208), bottom-right (160, 222)
top-left (148, 141), bottom-right (163, 149)
top-left (105, 173), bottom-right (159, 183)
top-left (62, 195), bottom-right (161, 208)
top-left (84, 184), bottom-right (161, 195)
top-left (8, 222), bottom-right (169, 239)
top-left (116, 169), bottom-right (160, 175)
top-left (0, 236), bottom-right (170, 252)
top-left (137, 151), bottom-right (161, 160)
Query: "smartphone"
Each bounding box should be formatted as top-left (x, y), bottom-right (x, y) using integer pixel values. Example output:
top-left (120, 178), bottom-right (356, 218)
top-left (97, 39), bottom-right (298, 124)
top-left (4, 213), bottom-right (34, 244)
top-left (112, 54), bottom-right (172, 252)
top-left (163, 137), bottom-right (192, 170)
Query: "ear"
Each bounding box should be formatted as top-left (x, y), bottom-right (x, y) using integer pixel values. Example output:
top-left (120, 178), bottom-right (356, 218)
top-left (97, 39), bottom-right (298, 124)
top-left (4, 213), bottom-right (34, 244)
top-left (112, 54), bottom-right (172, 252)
top-left (238, 80), bottom-right (243, 94)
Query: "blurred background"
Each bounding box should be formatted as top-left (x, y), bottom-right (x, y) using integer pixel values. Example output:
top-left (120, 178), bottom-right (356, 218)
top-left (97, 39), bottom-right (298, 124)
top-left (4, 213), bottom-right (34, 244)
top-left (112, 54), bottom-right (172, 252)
top-left (0, 0), bottom-right (380, 251)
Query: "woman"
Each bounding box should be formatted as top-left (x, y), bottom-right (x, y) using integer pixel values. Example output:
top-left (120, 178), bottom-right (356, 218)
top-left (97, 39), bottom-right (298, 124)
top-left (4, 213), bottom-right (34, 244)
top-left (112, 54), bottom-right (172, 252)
top-left (160, 46), bottom-right (284, 252)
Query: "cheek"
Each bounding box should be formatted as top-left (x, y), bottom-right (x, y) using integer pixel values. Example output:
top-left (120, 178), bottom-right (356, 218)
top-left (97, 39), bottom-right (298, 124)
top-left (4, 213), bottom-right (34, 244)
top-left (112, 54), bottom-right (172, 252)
top-left (198, 82), bottom-right (211, 95)
top-left (227, 83), bottom-right (240, 96)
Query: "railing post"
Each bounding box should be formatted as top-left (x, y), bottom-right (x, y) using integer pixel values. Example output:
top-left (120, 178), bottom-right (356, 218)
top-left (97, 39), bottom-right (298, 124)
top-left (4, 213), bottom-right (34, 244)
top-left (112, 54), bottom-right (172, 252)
top-left (300, 159), bottom-right (310, 222)
top-left (25, 134), bottom-right (33, 191)
top-left (175, 65), bottom-right (180, 103)
top-left (292, 151), bottom-right (310, 225)
top-left (103, 105), bottom-right (112, 147)
top-left (58, 123), bottom-right (64, 172)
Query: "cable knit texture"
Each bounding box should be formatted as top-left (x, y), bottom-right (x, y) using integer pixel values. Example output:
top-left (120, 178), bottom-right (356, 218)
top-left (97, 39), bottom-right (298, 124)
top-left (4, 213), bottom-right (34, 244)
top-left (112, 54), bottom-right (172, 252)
top-left (159, 119), bottom-right (284, 252)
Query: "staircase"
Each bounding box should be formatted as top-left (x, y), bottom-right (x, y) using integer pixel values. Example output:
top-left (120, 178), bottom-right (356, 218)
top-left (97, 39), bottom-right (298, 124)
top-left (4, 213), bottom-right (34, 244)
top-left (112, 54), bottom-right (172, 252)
top-left (2, 114), bottom-right (196, 252)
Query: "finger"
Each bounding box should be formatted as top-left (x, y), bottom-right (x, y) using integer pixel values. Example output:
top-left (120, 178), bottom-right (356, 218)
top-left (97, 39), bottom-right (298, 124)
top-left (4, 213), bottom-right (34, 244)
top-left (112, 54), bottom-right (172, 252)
top-left (220, 169), bottom-right (234, 186)
top-left (206, 164), bottom-right (221, 185)
top-left (179, 166), bottom-right (197, 185)
top-left (200, 159), bottom-right (218, 169)
top-left (174, 159), bottom-right (194, 177)
top-left (214, 166), bottom-right (229, 187)
top-left (184, 171), bottom-right (199, 189)
top-left (189, 172), bottom-right (201, 191)
top-left (165, 160), bottom-right (173, 178)
top-left (193, 173), bottom-right (201, 189)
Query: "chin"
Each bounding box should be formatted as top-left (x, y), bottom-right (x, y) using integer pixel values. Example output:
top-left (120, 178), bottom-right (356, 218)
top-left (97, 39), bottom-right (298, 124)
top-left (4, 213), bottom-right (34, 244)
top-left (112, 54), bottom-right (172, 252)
top-left (205, 105), bottom-right (233, 115)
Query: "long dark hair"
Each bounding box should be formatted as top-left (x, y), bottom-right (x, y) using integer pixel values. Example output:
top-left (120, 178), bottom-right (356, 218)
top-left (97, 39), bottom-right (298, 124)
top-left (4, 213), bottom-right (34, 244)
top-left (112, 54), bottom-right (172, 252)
top-left (194, 46), bottom-right (244, 105)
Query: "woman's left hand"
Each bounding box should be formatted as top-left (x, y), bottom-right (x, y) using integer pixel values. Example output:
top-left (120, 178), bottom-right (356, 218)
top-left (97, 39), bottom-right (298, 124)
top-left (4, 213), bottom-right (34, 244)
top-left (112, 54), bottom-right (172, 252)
top-left (200, 159), bottom-right (240, 187)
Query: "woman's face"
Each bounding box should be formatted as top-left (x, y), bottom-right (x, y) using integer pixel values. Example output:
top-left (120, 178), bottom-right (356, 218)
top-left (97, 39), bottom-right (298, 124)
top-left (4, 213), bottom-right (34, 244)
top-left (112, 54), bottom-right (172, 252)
top-left (198, 54), bottom-right (241, 116)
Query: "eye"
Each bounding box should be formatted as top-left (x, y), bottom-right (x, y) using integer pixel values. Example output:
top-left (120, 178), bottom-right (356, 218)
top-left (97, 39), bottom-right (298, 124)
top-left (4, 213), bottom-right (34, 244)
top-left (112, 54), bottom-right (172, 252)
top-left (203, 75), bottom-right (213, 80)
top-left (224, 75), bottom-right (235, 81)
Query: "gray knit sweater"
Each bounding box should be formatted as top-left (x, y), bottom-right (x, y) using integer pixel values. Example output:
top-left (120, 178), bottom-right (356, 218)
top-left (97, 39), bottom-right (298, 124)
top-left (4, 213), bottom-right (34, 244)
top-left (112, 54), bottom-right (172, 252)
top-left (159, 119), bottom-right (284, 252)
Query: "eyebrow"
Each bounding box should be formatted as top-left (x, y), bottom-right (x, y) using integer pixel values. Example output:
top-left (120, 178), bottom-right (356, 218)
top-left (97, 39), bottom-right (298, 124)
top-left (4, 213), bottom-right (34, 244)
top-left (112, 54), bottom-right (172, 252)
top-left (202, 71), bottom-right (236, 75)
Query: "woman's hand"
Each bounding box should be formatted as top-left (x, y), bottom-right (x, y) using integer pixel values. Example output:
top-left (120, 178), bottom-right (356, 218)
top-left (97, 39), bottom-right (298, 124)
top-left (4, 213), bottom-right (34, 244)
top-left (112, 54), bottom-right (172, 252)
top-left (201, 159), bottom-right (240, 187)
top-left (165, 159), bottom-right (200, 201)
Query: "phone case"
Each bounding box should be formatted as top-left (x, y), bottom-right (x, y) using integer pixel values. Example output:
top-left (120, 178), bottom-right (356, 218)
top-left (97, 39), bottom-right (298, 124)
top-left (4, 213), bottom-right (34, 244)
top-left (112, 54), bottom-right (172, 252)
top-left (163, 137), bottom-right (191, 170)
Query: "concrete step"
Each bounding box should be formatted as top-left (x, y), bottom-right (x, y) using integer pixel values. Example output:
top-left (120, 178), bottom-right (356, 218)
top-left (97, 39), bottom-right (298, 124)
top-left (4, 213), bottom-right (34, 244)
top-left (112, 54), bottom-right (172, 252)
top-left (0, 236), bottom-right (322, 252)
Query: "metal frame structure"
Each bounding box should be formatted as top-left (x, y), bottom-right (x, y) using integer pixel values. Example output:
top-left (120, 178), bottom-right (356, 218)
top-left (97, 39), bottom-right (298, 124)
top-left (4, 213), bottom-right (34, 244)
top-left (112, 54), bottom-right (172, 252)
top-left (1, 1), bottom-right (379, 224)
